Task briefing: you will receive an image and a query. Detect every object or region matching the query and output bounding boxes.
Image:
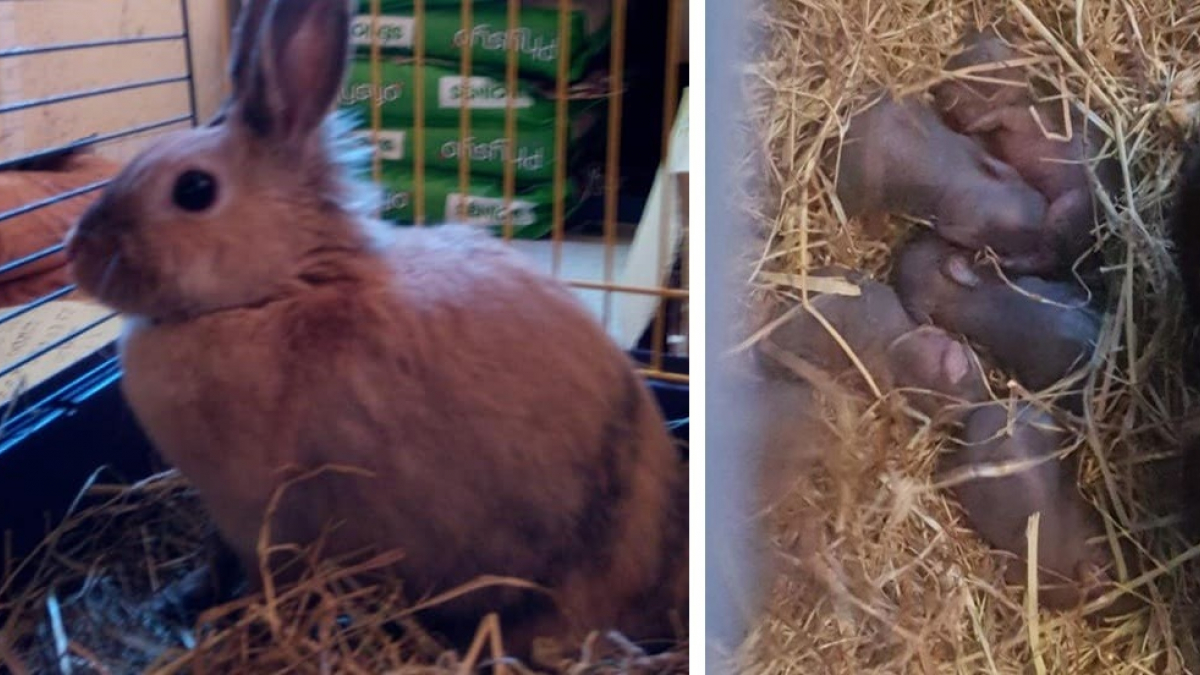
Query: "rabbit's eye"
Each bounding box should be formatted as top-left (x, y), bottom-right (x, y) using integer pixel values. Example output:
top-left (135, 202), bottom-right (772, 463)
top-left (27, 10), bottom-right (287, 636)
top-left (173, 170), bottom-right (218, 212)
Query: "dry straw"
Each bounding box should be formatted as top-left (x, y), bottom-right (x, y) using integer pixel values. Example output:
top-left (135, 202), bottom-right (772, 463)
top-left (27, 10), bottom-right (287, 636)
top-left (0, 468), bottom-right (688, 673)
top-left (736, 0), bottom-right (1200, 673)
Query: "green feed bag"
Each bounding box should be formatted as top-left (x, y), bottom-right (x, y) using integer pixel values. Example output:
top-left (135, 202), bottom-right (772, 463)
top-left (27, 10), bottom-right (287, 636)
top-left (351, 2), bottom-right (607, 81)
top-left (340, 57), bottom-right (569, 128)
top-left (373, 165), bottom-right (575, 239)
top-left (354, 125), bottom-right (555, 181)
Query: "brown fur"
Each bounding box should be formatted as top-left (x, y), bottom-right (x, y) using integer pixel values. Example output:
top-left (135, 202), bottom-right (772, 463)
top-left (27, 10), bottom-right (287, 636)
top-left (944, 403), bottom-right (1135, 615)
top-left (66, 0), bottom-right (684, 658)
top-left (893, 232), bottom-right (1100, 394)
top-left (833, 93), bottom-right (1054, 274)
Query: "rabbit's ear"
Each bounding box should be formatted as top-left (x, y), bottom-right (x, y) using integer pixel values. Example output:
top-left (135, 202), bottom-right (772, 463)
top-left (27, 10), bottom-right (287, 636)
top-left (207, 0), bottom-right (272, 126)
top-left (233, 0), bottom-right (352, 143)
top-left (228, 0), bottom-right (273, 94)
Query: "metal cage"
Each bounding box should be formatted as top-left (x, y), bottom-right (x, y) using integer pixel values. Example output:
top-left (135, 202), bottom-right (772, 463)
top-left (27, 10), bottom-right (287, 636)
top-left (354, 0), bottom-right (689, 384)
top-left (0, 0), bottom-right (687, 560)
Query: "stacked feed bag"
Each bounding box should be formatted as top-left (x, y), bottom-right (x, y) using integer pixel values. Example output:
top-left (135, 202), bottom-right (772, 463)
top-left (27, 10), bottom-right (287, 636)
top-left (341, 0), bottom-right (611, 239)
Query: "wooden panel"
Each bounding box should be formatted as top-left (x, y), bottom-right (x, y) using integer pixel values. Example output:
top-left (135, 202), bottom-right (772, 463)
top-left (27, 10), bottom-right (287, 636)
top-left (0, 0), bottom-right (229, 162)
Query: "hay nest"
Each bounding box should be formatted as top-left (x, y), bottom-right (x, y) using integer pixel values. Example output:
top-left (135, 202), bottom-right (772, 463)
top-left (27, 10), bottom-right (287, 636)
top-left (0, 470), bottom-right (688, 674)
top-left (737, 0), bottom-right (1200, 673)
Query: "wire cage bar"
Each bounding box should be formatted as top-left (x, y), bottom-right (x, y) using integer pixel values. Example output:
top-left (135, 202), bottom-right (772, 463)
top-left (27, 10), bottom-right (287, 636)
top-left (0, 1), bottom-right (199, 434)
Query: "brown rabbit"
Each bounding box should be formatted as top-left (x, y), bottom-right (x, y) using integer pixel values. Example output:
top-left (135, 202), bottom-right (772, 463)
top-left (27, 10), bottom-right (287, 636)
top-left (832, 93), bottom-right (1054, 274)
top-left (65, 0), bottom-right (685, 658)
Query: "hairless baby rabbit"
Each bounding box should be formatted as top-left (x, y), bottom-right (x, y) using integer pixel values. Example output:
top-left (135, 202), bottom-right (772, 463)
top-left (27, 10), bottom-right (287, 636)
top-left (65, 0), bottom-right (685, 658)
top-left (759, 271), bottom-right (989, 419)
top-left (833, 93), bottom-right (1054, 275)
top-left (933, 25), bottom-right (1032, 135)
top-left (944, 403), bottom-right (1135, 615)
top-left (893, 232), bottom-right (1100, 395)
top-left (934, 27), bottom-right (1116, 282)
top-left (748, 375), bottom-right (838, 507)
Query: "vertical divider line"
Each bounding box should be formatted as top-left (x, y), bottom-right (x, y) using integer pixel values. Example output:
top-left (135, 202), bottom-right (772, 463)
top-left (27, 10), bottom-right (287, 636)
top-left (457, 0), bottom-right (474, 219)
top-left (601, 0), bottom-right (628, 331)
top-left (679, 142), bottom-right (689, 359)
top-left (650, 0), bottom-right (683, 370)
top-left (414, 0), bottom-right (427, 225)
top-left (676, 17), bottom-right (689, 362)
top-left (501, 0), bottom-right (521, 241)
top-left (369, 0), bottom-right (384, 200)
top-left (550, 0), bottom-right (572, 277)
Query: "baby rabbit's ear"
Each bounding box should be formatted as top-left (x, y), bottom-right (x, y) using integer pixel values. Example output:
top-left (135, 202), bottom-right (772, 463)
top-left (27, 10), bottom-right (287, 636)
top-left (231, 0), bottom-right (352, 144)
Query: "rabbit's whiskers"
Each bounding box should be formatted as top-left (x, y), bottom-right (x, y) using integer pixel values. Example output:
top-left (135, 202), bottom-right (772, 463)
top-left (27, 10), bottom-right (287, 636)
top-left (96, 252), bottom-right (122, 301)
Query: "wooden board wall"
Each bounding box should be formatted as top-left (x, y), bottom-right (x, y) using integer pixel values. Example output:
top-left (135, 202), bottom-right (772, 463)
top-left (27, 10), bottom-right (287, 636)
top-left (0, 0), bottom-right (229, 163)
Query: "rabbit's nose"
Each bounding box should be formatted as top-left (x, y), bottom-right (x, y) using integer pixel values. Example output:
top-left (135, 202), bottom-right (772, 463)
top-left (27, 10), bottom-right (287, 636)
top-left (74, 193), bottom-right (119, 235)
top-left (64, 224), bottom-right (95, 262)
top-left (67, 197), bottom-right (117, 260)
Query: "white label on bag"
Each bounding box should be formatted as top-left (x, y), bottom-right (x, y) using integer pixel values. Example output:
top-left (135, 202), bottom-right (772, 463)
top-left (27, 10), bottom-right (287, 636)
top-left (354, 129), bottom-right (407, 161)
top-left (437, 76), bottom-right (534, 110)
top-left (445, 194), bottom-right (537, 228)
top-left (350, 16), bottom-right (415, 49)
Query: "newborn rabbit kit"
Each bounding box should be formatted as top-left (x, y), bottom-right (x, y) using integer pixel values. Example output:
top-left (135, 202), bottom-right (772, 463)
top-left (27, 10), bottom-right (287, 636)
top-left (0, 0), bottom-right (689, 672)
top-left (737, 2), bottom-right (1200, 673)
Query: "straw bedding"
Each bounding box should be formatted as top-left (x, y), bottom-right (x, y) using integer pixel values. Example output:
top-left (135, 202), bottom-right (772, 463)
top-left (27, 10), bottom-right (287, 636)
top-left (0, 468), bottom-right (688, 673)
top-left (735, 1), bottom-right (1200, 673)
